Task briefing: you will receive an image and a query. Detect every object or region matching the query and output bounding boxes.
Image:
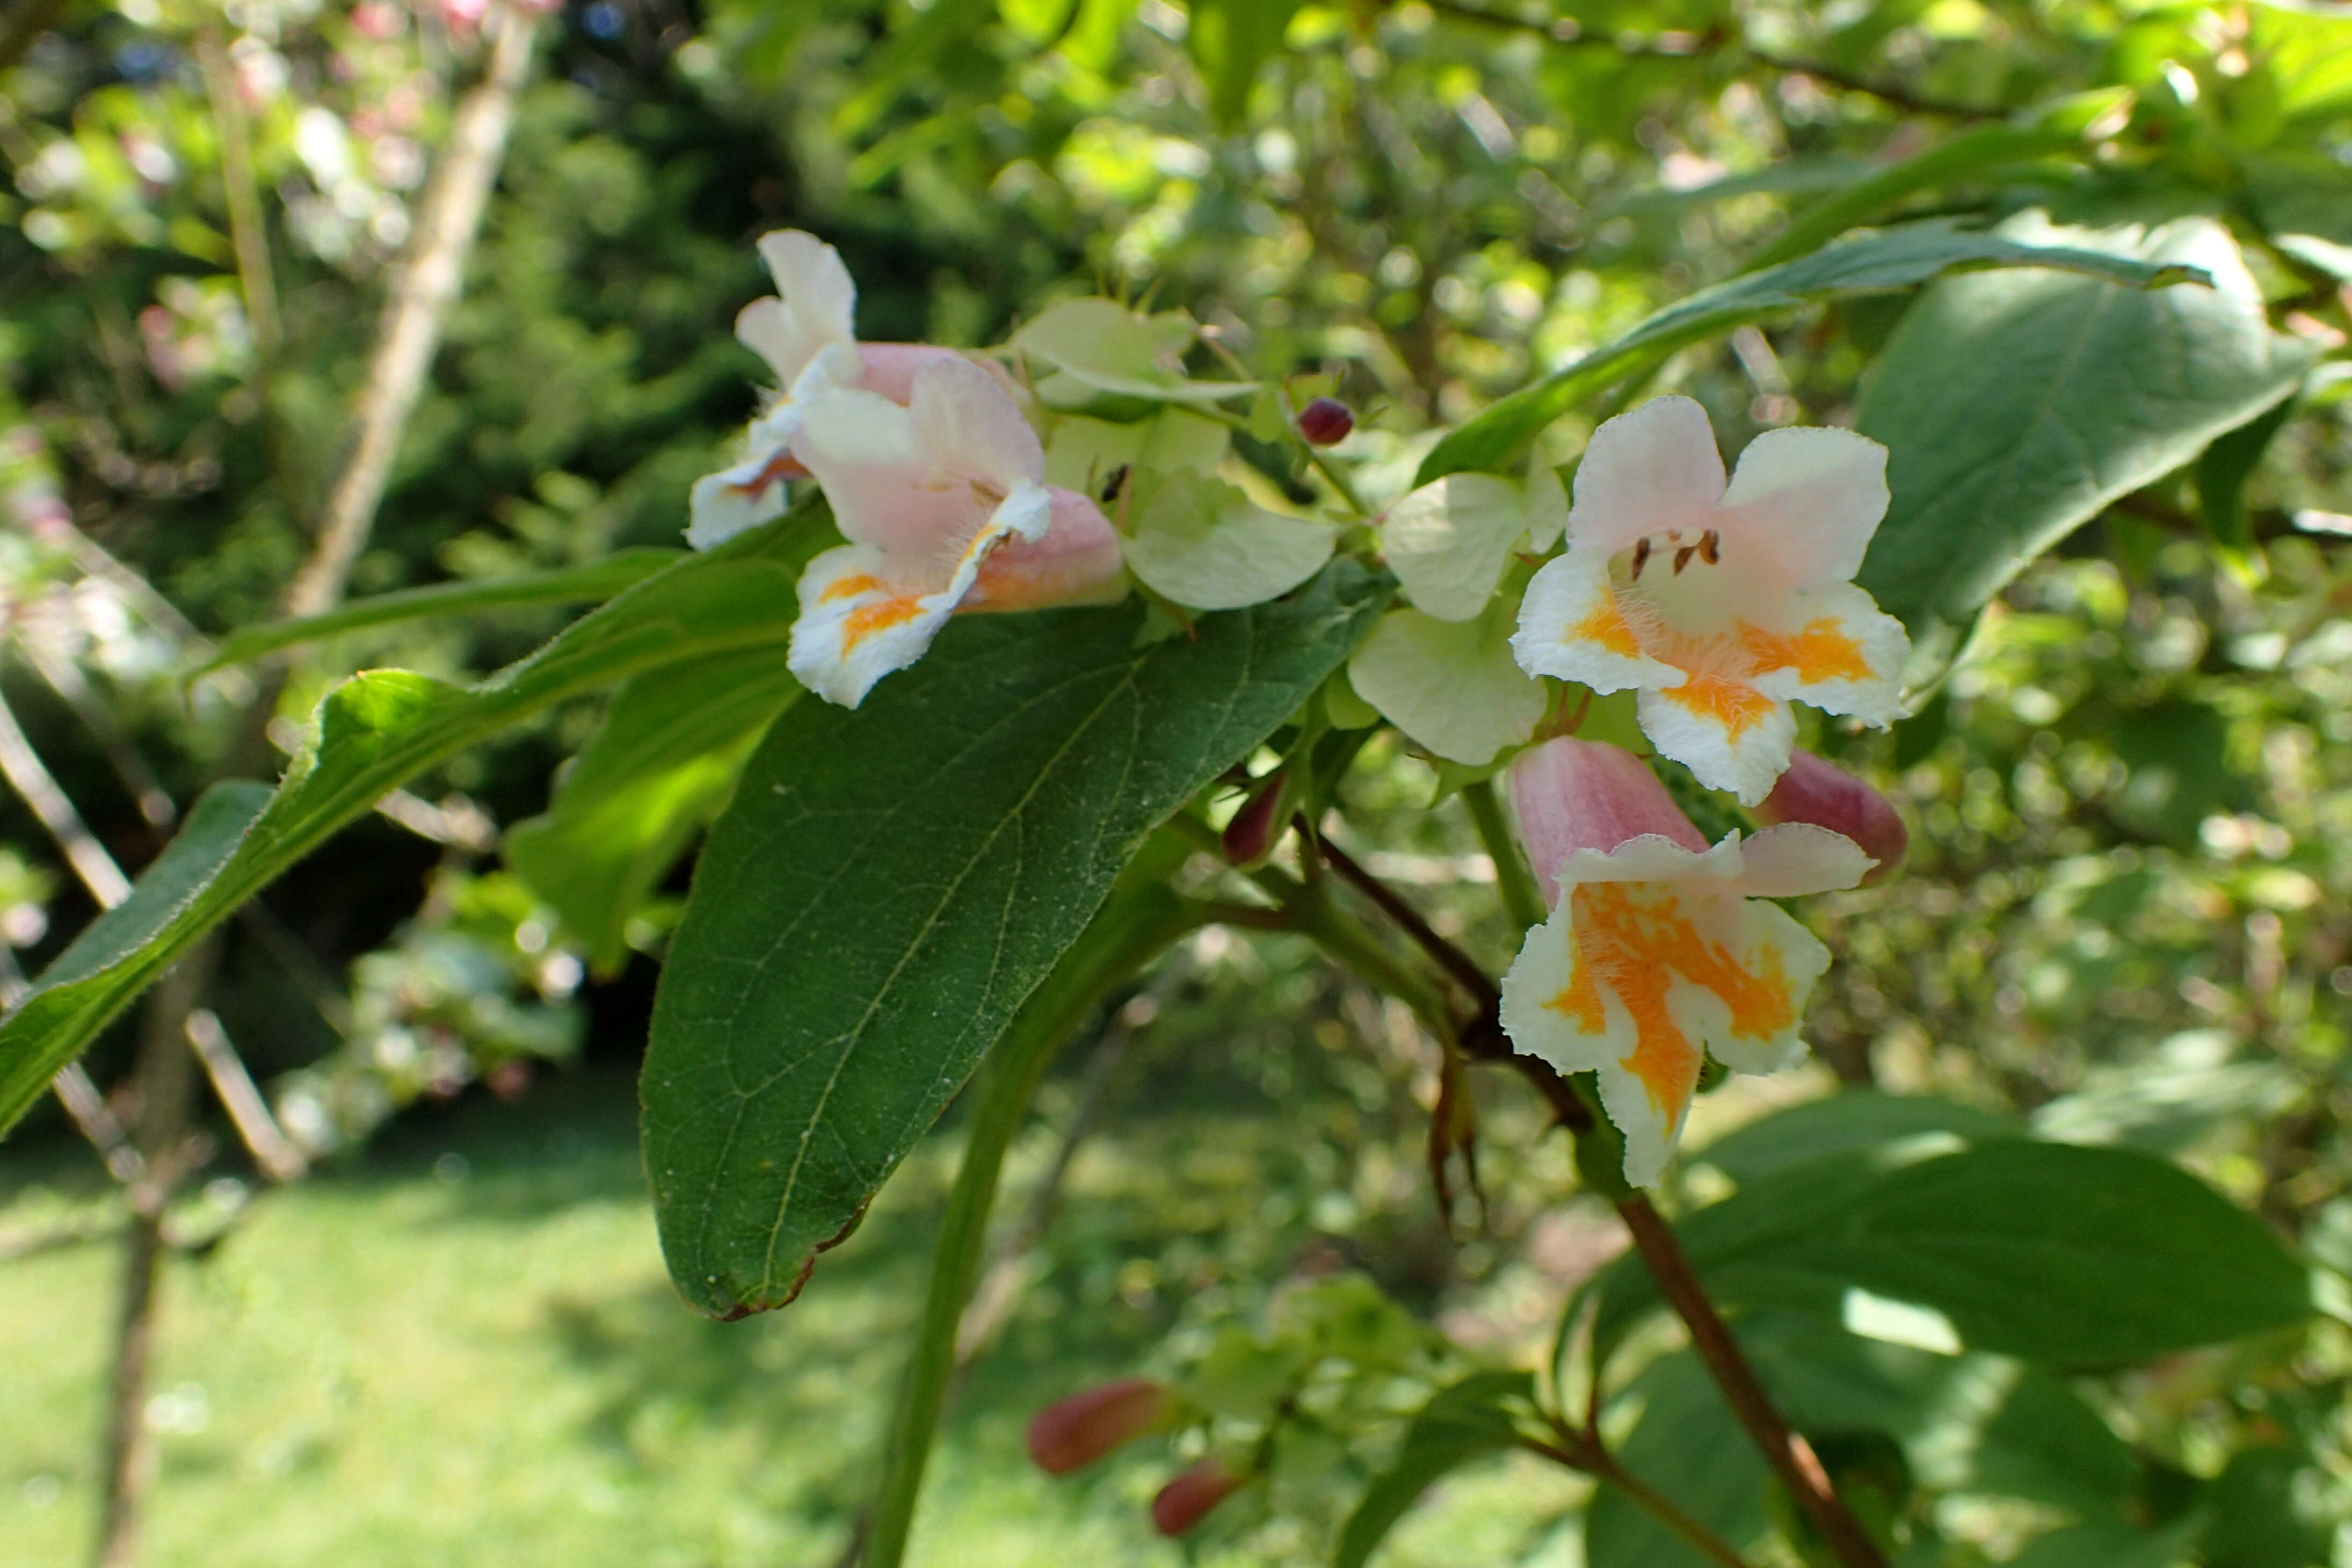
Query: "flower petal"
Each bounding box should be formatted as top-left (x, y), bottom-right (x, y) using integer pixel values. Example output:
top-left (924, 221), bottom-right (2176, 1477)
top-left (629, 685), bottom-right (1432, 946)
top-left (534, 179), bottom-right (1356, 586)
top-left (966, 486), bottom-right (1128, 612)
top-left (686, 451), bottom-right (794, 550)
top-left (1740, 582), bottom-right (1909, 727)
top-left (1348, 602), bottom-right (1547, 765)
top-left (1565, 395), bottom-right (1726, 557)
top-left (910, 356), bottom-right (1047, 494)
top-left (737, 230), bottom-right (857, 386)
top-left (787, 544), bottom-right (958, 708)
top-left (1384, 473), bottom-right (1537, 622)
top-left (1506, 738), bottom-right (1709, 905)
top-left (1122, 473), bottom-right (1335, 611)
top-left (1723, 822), bottom-right (1874, 898)
top-left (1512, 547), bottom-right (1681, 692)
top-left (1636, 672), bottom-right (1797, 806)
top-left (1717, 425), bottom-right (1890, 589)
top-left (1685, 894), bottom-right (1830, 1075)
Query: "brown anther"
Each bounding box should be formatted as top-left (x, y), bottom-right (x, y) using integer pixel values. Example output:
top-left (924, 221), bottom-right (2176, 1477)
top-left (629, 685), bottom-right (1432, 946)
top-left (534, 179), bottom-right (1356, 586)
top-left (1698, 528), bottom-right (1721, 565)
top-left (1630, 537), bottom-right (1653, 579)
top-left (1673, 542), bottom-right (1698, 575)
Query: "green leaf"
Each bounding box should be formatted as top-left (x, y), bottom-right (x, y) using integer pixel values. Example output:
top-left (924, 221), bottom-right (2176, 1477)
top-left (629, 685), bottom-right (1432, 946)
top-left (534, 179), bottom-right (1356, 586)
top-left (1595, 1140), bottom-right (2314, 1368)
top-left (0, 522), bottom-right (821, 1136)
top-left (0, 781), bottom-right (271, 1126)
top-left (1335, 1371), bottom-right (1536, 1568)
top-left (1585, 1351), bottom-right (1772, 1568)
top-left (1347, 603), bottom-right (1545, 766)
top-left (185, 549), bottom-right (683, 677)
top-left (2197, 397), bottom-right (2298, 551)
top-left (1122, 471), bottom-right (1337, 611)
top-left (1855, 216), bottom-right (2318, 670)
top-left (1416, 220), bottom-right (2206, 485)
top-left (867, 880), bottom-right (1207, 1568)
top-left (1744, 124), bottom-right (2089, 273)
top-left (640, 563), bottom-right (1390, 1316)
top-left (504, 648), bottom-right (802, 976)
top-left (2009, 1520), bottom-right (2202, 1568)
top-left (832, 0), bottom-right (995, 137)
top-left (2201, 1446), bottom-right (2334, 1568)
top-left (1695, 1091), bottom-right (2028, 1187)
top-left (1187, 0), bottom-right (1305, 129)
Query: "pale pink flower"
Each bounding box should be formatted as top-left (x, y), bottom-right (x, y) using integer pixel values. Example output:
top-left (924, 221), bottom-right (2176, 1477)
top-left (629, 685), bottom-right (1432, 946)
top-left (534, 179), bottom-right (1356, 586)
top-left (786, 359), bottom-right (1123, 707)
top-left (1512, 396), bottom-right (1908, 804)
top-left (1499, 738), bottom-right (1873, 1186)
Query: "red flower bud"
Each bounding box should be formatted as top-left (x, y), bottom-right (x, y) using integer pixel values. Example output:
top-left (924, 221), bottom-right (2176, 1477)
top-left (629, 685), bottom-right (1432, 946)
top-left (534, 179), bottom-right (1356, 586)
top-left (1150, 1456), bottom-right (1244, 1536)
top-left (1026, 1379), bottom-right (1170, 1476)
top-left (1296, 397), bottom-right (1355, 446)
top-left (1221, 771), bottom-right (1288, 868)
top-left (1753, 749), bottom-right (1907, 885)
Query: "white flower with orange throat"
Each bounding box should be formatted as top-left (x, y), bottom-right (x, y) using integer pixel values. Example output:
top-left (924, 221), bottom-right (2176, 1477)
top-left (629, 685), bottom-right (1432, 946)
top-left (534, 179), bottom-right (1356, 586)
top-left (1512, 396), bottom-right (1910, 804)
top-left (1498, 738), bottom-right (1874, 1186)
top-left (785, 357), bottom-right (1124, 708)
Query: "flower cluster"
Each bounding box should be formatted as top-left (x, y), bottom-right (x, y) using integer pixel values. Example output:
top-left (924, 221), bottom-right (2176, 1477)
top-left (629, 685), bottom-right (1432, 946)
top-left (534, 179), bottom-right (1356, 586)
top-left (694, 231), bottom-right (1916, 1185)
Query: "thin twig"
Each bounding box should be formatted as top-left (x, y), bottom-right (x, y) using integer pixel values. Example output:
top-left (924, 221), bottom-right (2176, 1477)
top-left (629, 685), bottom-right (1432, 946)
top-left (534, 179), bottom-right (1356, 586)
top-left (1526, 1431), bottom-right (1759, 1568)
top-left (1316, 826), bottom-right (1497, 1010)
top-left (1618, 1195), bottom-right (1889, 1567)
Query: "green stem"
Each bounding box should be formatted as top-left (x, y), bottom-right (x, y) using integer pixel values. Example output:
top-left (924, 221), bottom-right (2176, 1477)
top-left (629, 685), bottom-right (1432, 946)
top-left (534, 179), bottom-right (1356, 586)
top-left (1526, 1434), bottom-right (1758, 1568)
top-left (1463, 780), bottom-right (1545, 931)
top-left (862, 884), bottom-right (1211, 1568)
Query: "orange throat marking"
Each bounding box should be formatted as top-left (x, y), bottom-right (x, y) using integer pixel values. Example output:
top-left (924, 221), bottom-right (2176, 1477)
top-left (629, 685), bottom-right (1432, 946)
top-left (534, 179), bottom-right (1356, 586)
top-left (1571, 591), bottom-right (1642, 658)
top-left (1542, 883), bottom-right (1797, 1124)
top-left (1738, 617), bottom-right (1872, 686)
top-left (819, 573), bottom-right (928, 651)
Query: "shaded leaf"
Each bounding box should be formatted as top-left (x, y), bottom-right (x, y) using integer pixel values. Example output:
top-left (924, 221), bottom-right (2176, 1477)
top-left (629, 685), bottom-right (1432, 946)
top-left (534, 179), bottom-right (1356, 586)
top-left (1417, 220), bottom-right (2206, 485)
top-left (640, 564), bottom-right (1389, 1315)
top-left (1855, 216), bottom-right (2317, 670)
top-left (1335, 1371), bottom-right (1536, 1568)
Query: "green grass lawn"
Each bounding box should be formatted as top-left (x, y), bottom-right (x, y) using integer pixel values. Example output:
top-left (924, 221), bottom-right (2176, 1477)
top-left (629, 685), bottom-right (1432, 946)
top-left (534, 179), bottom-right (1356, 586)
top-left (1, 1062), bottom-right (1583, 1567)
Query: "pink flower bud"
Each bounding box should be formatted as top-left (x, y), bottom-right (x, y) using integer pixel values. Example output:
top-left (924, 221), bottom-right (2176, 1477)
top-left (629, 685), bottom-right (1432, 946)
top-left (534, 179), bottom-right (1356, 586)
top-left (1296, 397), bottom-right (1354, 446)
top-left (1026, 1380), bottom-right (1170, 1476)
top-left (1506, 738), bottom-right (1705, 909)
top-left (1150, 1456), bottom-right (1244, 1536)
top-left (1753, 749), bottom-right (1907, 885)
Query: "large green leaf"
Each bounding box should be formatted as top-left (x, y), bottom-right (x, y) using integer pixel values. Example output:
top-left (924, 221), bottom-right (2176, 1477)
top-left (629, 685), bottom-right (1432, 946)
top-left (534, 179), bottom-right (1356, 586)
top-left (1855, 216), bottom-right (2319, 669)
top-left (505, 648), bottom-right (801, 975)
top-left (1334, 1371), bottom-right (1535, 1568)
top-left (1593, 1139), bottom-right (2313, 1368)
top-left (186, 549), bottom-right (683, 676)
top-left (1414, 221), bottom-right (2205, 485)
top-left (1696, 1091), bottom-right (2028, 1187)
top-left (1585, 1350), bottom-right (1773, 1568)
top-left (0, 522), bottom-right (818, 1135)
top-left (640, 564), bottom-right (1390, 1316)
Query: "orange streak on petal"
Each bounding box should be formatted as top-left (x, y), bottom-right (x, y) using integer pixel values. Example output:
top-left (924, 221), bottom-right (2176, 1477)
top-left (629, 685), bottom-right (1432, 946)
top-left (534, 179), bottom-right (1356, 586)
top-left (840, 595), bottom-right (926, 650)
top-left (1738, 618), bottom-right (1872, 685)
top-left (819, 572), bottom-right (887, 605)
top-left (1661, 670), bottom-right (1775, 740)
top-left (1571, 592), bottom-right (1642, 657)
top-left (726, 451), bottom-right (806, 497)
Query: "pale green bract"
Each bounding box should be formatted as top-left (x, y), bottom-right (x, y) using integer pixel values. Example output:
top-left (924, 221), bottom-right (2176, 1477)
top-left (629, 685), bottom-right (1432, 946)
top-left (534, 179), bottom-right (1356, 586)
top-left (1348, 601), bottom-right (1548, 766)
top-left (1122, 471), bottom-right (1339, 611)
top-left (1381, 463), bottom-right (1565, 622)
top-left (1008, 297), bottom-right (1255, 405)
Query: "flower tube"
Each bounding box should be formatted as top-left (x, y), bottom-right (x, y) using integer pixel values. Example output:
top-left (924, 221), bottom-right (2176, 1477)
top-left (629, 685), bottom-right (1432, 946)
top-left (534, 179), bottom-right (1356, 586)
top-left (1498, 737), bottom-right (1874, 1185)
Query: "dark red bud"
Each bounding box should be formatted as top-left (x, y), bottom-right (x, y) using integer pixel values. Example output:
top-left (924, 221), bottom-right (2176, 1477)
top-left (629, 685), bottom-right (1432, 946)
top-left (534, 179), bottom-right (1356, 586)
top-left (1221, 772), bottom-right (1288, 867)
top-left (1150, 1457), bottom-right (1244, 1536)
top-left (1296, 397), bottom-right (1355, 446)
top-left (1026, 1380), bottom-right (1170, 1476)
top-left (1754, 749), bottom-right (1908, 885)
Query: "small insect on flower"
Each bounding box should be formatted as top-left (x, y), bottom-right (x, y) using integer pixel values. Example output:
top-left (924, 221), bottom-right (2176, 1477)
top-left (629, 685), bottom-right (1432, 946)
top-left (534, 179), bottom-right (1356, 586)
top-left (1498, 738), bottom-right (1875, 1186)
top-left (1511, 396), bottom-right (1910, 805)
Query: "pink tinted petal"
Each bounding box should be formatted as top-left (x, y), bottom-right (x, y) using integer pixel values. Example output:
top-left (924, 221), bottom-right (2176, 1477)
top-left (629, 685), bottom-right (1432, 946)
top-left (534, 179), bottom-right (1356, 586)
top-left (793, 388), bottom-right (982, 568)
top-left (1507, 738), bottom-right (1708, 908)
top-left (1716, 426), bottom-right (1890, 589)
top-left (1752, 749), bottom-right (1908, 884)
top-left (856, 343), bottom-right (1021, 406)
top-left (1723, 822), bottom-right (1876, 898)
top-left (965, 487), bottom-right (1127, 611)
top-left (1566, 396), bottom-right (1727, 557)
top-left (910, 357), bottom-right (1046, 492)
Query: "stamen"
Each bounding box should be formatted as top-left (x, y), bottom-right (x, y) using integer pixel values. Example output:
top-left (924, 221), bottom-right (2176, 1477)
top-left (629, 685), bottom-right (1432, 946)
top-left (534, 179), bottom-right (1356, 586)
top-left (1630, 537), bottom-right (1652, 579)
top-left (1698, 528), bottom-right (1720, 565)
top-left (1673, 542), bottom-right (1698, 575)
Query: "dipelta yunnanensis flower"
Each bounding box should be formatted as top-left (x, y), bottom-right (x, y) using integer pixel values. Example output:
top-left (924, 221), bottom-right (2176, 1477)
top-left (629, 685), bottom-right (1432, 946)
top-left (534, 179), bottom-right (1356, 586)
top-left (1512, 396), bottom-right (1909, 804)
top-left (1498, 737), bottom-right (1874, 1186)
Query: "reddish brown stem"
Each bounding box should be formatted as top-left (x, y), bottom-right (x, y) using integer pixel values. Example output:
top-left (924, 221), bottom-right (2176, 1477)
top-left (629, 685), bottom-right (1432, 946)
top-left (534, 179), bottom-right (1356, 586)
top-left (1617, 1195), bottom-right (1889, 1568)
